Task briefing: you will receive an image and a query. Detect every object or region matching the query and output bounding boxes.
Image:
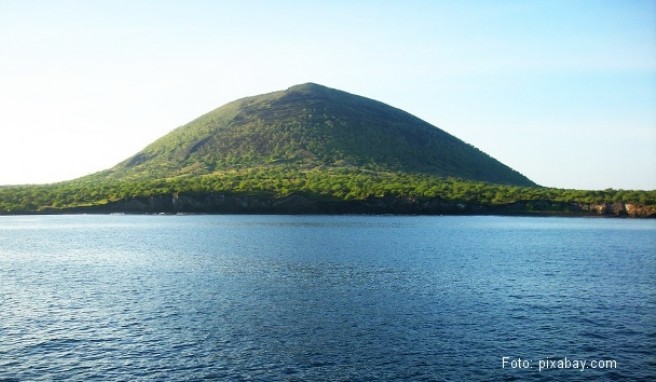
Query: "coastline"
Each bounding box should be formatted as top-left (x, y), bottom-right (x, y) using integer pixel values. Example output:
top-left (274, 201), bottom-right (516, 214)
top-left (5, 192), bottom-right (654, 218)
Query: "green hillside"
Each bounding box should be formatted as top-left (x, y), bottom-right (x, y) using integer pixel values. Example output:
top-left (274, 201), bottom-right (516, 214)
top-left (102, 83), bottom-right (534, 186)
top-left (2, 83), bottom-right (654, 216)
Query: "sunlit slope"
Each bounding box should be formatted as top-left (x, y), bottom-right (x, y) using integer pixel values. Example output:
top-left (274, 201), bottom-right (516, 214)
top-left (103, 83), bottom-right (534, 186)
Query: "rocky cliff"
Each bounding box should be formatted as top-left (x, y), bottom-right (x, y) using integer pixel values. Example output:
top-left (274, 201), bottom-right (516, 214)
top-left (44, 192), bottom-right (656, 217)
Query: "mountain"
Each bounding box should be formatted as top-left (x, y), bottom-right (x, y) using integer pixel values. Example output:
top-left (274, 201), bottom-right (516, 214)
top-left (102, 83), bottom-right (534, 186)
top-left (3, 83), bottom-right (656, 216)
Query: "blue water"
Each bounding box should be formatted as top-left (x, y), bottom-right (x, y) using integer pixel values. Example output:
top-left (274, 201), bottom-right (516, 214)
top-left (0, 215), bottom-right (654, 381)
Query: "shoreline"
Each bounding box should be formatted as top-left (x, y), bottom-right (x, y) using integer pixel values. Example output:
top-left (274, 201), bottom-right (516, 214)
top-left (3, 193), bottom-right (654, 218)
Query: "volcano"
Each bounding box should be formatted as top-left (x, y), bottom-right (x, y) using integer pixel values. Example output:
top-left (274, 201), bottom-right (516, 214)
top-left (103, 83), bottom-right (534, 186)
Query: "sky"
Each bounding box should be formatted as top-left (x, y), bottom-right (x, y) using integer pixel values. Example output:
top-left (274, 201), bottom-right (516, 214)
top-left (1, 0), bottom-right (655, 190)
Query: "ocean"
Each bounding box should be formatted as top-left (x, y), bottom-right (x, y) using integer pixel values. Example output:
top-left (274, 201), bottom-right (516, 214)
top-left (1, 215), bottom-right (654, 381)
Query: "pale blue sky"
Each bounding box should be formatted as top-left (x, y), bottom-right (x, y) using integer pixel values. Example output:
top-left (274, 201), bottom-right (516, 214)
top-left (1, 0), bottom-right (654, 189)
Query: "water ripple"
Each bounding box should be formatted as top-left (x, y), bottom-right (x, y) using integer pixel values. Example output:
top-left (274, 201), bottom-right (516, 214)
top-left (1, 215), bottom-right (654, 381)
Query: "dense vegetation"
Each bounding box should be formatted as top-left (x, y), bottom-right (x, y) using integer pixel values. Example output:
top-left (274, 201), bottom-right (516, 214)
top-left (104, 83), bottom-right (534, 186)
top-left (1, 167), bottom-right (654, 214)
top-left (3, 83), bottom-right (653, 215)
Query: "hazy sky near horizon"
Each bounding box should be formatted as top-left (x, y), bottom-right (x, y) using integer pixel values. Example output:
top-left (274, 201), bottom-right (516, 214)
top-left (1, 0), bottom-right (655, 189)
